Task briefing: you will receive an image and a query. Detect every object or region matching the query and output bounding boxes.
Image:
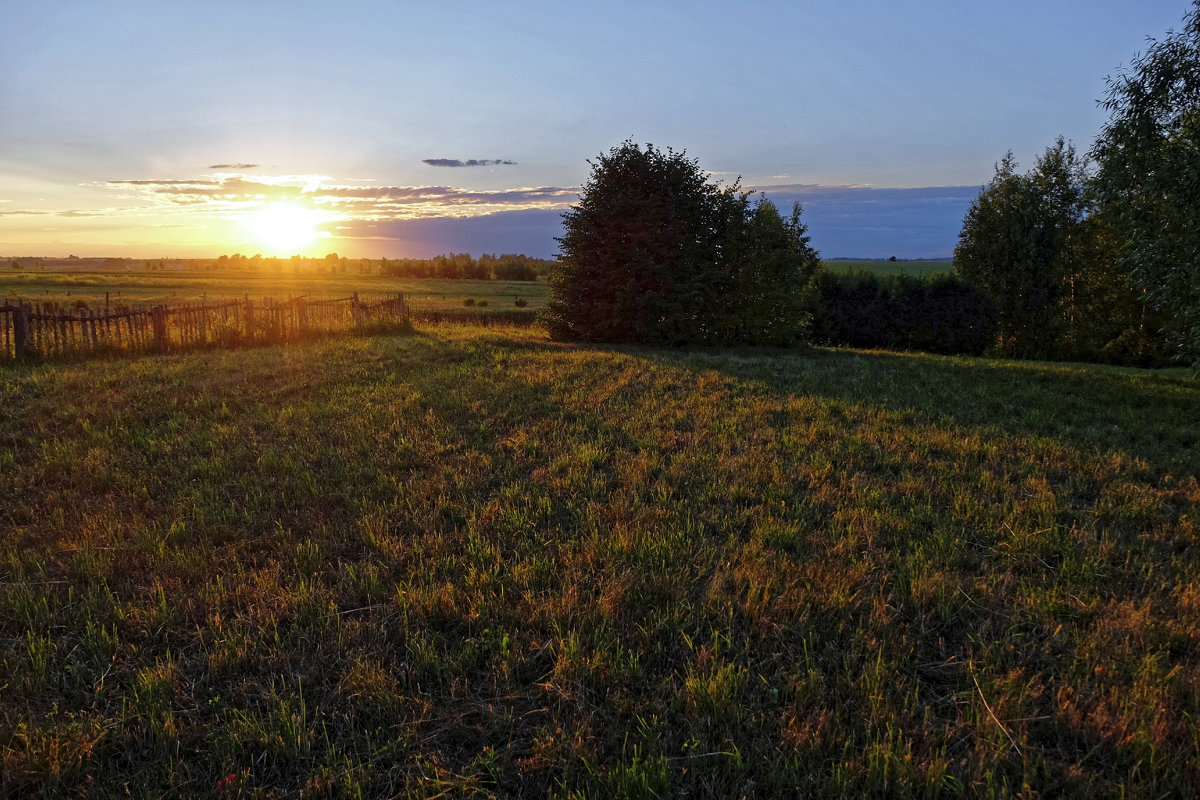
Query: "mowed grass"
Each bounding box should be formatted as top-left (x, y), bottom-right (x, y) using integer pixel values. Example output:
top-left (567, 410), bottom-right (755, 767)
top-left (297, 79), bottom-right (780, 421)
top-left (1, 324), bottom-right (1197, 798)
top-left (0, 270), bottom-right (546, 313)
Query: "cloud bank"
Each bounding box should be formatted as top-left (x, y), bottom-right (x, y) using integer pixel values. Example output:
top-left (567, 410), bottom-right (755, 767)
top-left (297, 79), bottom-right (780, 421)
top-left (51, 172), bottom-right (978, 259)
top-left (104, 175), bottom-right (577, 220)
top-left (422, 159), bottom-right (517, 168)
top-left (756, 184), bottom-right (978, 259)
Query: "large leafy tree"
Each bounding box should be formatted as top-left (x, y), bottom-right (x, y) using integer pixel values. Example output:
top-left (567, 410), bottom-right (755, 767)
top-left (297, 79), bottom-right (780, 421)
top-left (954, 140), bottom-right (1089, 359)
top-left (1092, 1), bottom-right (1200, 367)
top-left (542, 142), bottom-right (726, 343)
top-left (543, 141), bottom-right (820, 345)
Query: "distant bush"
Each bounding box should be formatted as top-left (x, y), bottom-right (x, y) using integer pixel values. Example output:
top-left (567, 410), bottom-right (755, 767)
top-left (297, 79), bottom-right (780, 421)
top-left (514, 298), bottom-right (528, 308)
top-left (812, 272), bottom-right (997, 356)
top-left (463, 298), bottom-right (476, 307)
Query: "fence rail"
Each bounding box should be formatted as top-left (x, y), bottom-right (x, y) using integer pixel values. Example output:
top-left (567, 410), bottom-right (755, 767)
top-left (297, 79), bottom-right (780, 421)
top-left (1, 293), bottom-right (408, 362)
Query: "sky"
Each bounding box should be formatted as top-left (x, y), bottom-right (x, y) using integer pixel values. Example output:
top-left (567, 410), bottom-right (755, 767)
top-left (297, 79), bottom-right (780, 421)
top-left (0, 0), bottom-right (1191, 260)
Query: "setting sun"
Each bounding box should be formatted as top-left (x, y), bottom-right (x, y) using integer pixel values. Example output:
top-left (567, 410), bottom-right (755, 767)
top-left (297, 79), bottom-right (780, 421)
top-left (243, 202), bottom-right (330, 255)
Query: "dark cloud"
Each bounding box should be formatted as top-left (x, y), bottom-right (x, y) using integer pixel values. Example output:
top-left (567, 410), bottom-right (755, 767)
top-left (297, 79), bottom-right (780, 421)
top-left (422, 159), bottom-right (517, 168)
top-left (109, 179), bottom-right (219, 186)
top-left (107, 177), bottom-right (300, 203)
top-left (318, 185), bottom-right (575, 207)
top-left (332, 185), bottom-right (978, 260)
top-left (103, 176), bottom-right (573, 213)
top-left (208, 163), bottom-right (260, 170)
top-left (336, 208), bottom-right (564, 258)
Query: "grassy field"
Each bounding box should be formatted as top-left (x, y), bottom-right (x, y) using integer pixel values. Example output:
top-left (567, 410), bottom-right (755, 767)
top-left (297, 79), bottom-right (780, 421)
top-left (2, 323), bottom-right (1198, 797)
top-left (0, 270), bottom-right (545, 313)
top-left (824, 260), bottom-right (953, 277)
top-left (0, 263), bottom-right (948, 315)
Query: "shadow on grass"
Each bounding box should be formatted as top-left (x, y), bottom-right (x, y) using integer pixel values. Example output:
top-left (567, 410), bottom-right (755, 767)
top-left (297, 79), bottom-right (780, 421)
top-left (632, 344), bottom-right (1200, 478)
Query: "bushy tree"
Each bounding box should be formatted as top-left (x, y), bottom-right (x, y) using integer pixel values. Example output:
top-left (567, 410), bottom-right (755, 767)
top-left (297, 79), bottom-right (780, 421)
top-left (542, 141), bottom-right (821, 345)
top-left (956, 139), bottom-right (1166, 363)
top-left (718, 197), bottom-right (823, 345)
top-left (954, 141), bottom-right (1089, 358)
top-left (1092, 0), bottom-right (1200, 367)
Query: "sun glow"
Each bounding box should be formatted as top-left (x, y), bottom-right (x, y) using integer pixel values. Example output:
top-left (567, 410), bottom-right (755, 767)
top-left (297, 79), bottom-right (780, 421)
top-left (243, 202), bottom-right (331, 255)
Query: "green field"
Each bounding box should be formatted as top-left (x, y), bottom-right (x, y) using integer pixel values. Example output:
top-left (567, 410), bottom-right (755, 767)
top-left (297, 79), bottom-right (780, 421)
top-left (0, 264), bottom-right (949, 315)
top-left (2, 322), bottom-right (1197, 797)
top-left (0, 270), bottom-right (546, 312)
top-left (824, 260), bottom-right (953, 277)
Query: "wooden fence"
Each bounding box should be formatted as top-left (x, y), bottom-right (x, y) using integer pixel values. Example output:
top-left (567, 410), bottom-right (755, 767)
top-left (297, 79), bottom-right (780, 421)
top-left (0, 293), bottom-right (408, 361)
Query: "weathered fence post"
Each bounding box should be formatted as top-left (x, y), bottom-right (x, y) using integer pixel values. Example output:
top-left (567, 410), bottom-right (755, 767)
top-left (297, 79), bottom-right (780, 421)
top-left (244, 296), bottom-right (255, 342)
top-left (152, 305), bottom-right (168, 351)
top-left (13, 305), bottom-right (29, 359)
top-left (296, 298), bottom-right (308, 336)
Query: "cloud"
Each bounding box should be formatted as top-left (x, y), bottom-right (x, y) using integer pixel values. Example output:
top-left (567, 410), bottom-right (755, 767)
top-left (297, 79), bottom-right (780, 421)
top-left (330, 183), bottom-right (977, 260)
top-left (422, 159), bottom-right (517, 168)
top-left (0, 209), bottom-right (101, 217)
top-left (90, 174), bottom-right (580, 250)
top-left (316, 184), bottom-right (577, 218)
top-left (80, 173), bottom-right (976, 258)
top-left (208, 163), bottom-right (260, 170)
top-left (102, 175), bottom-right (575, 217)
top-left (336, 208), bottom-right (565, 258)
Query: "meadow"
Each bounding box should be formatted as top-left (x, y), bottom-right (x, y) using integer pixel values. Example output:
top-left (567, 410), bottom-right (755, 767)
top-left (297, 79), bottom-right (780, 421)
top-left (0, 270), bottom-right (546, 313)
top-left (0, 260), bottom-right (945, 312)
top-left (1, 319), bottom-right (1197, 798)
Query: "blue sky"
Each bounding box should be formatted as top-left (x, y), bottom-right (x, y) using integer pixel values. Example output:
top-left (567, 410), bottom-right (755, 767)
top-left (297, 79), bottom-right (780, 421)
top-left (0, 0), bottom-right (1190, 258)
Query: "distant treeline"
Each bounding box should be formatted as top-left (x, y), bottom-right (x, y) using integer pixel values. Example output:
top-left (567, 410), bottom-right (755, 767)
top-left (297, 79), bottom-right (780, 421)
top-left (811, 271), bottom-right (1169, 367)
top-left (8, 252), bottom-right (555, 280)
top-left (378, 253), bottom-right (551, 281)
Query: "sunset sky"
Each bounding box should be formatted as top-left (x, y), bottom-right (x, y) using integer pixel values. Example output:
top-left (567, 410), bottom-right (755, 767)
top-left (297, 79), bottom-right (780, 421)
top-left (0, 1), bottom-right (1188, 260)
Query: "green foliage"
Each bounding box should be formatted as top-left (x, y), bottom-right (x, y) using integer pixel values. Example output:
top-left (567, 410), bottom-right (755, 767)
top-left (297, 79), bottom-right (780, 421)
top-left (1092, 1), bottom-right (1200, 368)
top-left (954, 142), bottom-right (1086, 358)
top-left (812, 271), bottom-right (997, 355)
top-left (543, 141), bottom-right (820, 345)
top-left (1056, 213), bottom-right (1172, 366)
top-left (955, 140), bottom-right (1164, 364)
top-left (718, 197), bottom-right (823, 345)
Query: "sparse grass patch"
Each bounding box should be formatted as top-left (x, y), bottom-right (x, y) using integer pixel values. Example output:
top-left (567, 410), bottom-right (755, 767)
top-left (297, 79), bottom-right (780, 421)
top-left (1, 326), bottom-right (1197, 797)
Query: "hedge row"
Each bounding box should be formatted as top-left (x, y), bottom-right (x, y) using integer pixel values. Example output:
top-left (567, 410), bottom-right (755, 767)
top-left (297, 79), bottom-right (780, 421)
top-left (811, 272), bottom-right (998, 356)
